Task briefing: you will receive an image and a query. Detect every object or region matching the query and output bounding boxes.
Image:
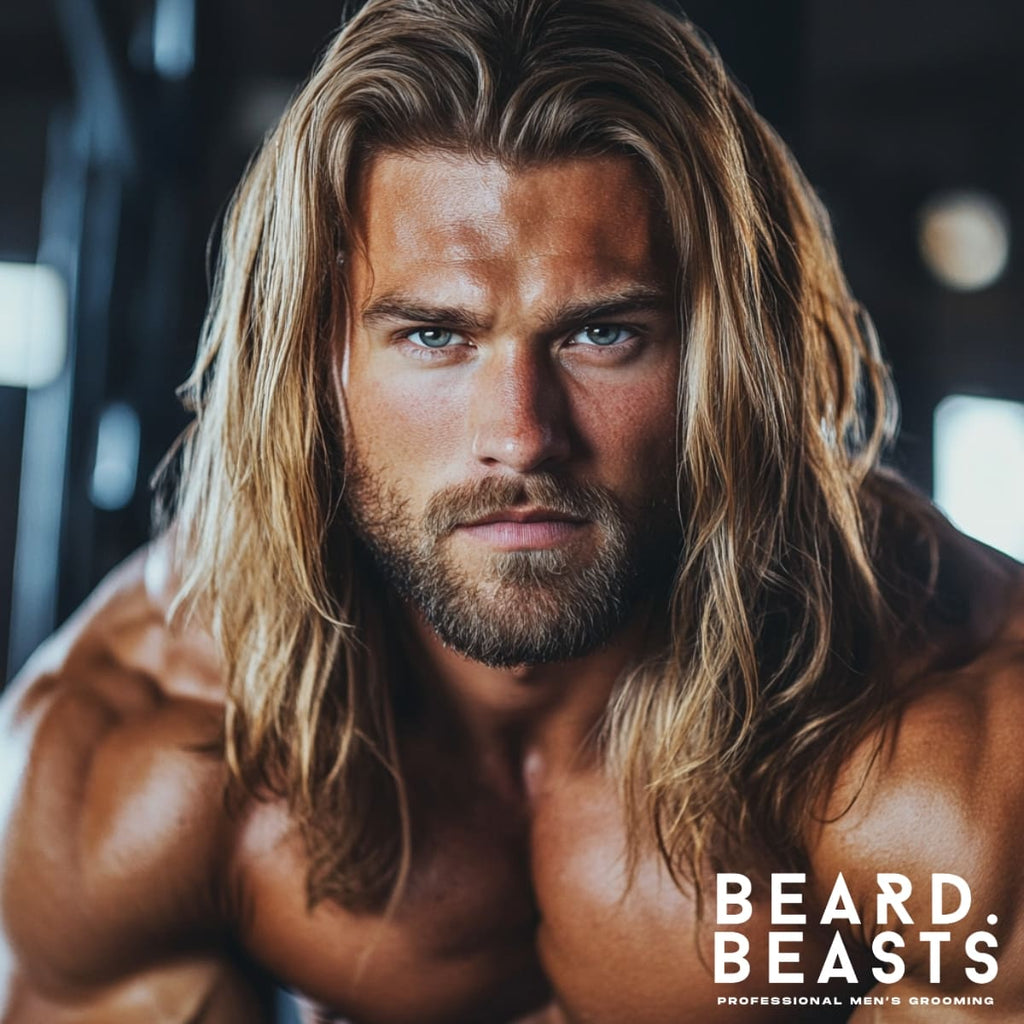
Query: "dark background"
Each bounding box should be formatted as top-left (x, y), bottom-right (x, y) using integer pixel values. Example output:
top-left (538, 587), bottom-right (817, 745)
top-left (1, 0), bottom-right (1022, 681)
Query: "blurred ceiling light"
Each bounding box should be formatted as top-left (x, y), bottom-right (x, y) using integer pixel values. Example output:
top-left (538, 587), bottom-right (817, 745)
top-left (90, 402), bottom-right (141, 511)
top-left (934, 394), bottom-right (1024, 560)
top-left (153, 0), bottom-right (195, 80)
top-left (0, 262), bottom-right (68, 389)
top-left (918, 190), bottom-right (1010, 292)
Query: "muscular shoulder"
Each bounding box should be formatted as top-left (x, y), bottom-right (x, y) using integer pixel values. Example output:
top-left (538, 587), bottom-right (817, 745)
top-left (812, 592), bottom-right (1024, 986)
top-left (532, 766), bottom-right (842, 1021)
top-left (0, 543), bottom-right (234, 996)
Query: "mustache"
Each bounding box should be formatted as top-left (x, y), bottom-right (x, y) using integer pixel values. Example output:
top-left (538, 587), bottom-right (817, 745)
top-left (422, 474), bottom-right (623, 539)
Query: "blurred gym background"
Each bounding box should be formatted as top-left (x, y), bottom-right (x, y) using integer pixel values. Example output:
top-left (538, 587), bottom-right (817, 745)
top-left (1, 0), bottom-right (1022, 684)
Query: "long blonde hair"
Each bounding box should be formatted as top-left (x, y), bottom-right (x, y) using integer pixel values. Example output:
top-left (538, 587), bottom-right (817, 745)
top-left (162, 0), bottom-right (932, 908)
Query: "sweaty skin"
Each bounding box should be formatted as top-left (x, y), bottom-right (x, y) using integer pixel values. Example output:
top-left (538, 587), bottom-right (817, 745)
top-left (1, 153), bottom-right (1024, 1024)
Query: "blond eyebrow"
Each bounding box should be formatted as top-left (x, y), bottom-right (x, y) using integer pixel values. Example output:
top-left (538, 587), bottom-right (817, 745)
top-left (360, 285), bottom-right (672, 333)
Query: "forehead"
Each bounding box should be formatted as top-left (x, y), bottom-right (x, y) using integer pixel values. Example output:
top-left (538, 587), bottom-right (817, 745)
top-left (348, 151), bottom-right (671, 298)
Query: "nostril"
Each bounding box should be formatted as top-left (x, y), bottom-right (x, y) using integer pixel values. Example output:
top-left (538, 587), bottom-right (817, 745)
top-left (471, 420), bottom-right (570, 473)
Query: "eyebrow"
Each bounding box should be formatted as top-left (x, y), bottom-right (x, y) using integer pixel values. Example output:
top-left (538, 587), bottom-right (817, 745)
top-left (539, 286), bottom-right (672, 327)
top-left (360, 285), bottom-right (673, 332)
top-left (360, 297), bottom-right (488, 331)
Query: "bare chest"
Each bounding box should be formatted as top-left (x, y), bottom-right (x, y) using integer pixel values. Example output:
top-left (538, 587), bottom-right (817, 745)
top-left (530, 773), bottom-right (862, 1024)
top-left (236, 791), bottom-right (548, 1024)
top-left (235, 778), bottom-right (859, 1024)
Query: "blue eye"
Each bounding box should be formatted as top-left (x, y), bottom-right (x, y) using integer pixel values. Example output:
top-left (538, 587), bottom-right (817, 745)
top-left (573, 325), bottom-right (633, 347)
top-left (407, 328), bottom-right (461, 349)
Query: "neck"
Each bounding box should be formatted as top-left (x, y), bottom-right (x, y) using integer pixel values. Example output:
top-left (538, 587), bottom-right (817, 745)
top-left (398, 603), bottom-right (660, 790)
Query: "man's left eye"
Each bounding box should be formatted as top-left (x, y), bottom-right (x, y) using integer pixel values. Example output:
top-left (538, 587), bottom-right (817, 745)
top-left (572, 325), bottom-right (633, 347)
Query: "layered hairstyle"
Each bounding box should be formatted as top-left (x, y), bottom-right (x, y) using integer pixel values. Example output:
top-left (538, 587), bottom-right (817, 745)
top-left (163, 0), bottom-right (939, 909)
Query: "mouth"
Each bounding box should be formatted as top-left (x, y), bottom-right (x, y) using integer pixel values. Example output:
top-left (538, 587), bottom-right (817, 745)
top-left (456, 506), bottom-right (590, 550)
top-left (464, 507), bottom-right (587, 527)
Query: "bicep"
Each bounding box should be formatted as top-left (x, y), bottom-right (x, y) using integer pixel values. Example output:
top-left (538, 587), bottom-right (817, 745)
top-left (0, 675), bottom-right (228, 999)
top-left (811, 674), bottom-right (1024, 1019)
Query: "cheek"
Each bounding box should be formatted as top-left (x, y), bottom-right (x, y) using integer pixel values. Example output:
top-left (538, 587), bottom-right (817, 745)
top-left (572, 374), bottom-right (678, 490)
top-left (344, 365), bottom-right (467, 490)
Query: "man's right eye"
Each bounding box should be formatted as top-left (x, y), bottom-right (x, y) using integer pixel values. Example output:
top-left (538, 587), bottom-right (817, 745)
top-left (406, 328), bottom-right (464, 349)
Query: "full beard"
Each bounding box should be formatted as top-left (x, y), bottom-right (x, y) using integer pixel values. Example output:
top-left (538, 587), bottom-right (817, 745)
top-left (343, 459), bottom-right (680, 669)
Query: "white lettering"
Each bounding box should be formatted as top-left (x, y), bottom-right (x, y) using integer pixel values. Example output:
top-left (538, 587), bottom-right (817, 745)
top-left (821, 871), bottom-right (860, 925)
top-left (768, 931), bottom-right (804, 983)
top-left (876, 874), bottom-right (913, 926)
top-left (816, 930), bottom-right (858, 983)
top-left (871, 931), bottom-right (906, 983)
top-left (771, 873), bottom-right (806, 925)
top-left (717, 873), bottom-right (753, 925)
top-left (932, 874), bottom-right (971, 925)
top-left (919, 931), bottom-right (951, 983)
top-left (965, 931), bottom-right (999, 983)
top-left (714, 931), bottom-right (751, 983)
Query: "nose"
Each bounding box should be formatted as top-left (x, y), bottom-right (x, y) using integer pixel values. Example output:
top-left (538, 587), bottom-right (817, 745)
top-left (469, 344), bottom-right (572, 473)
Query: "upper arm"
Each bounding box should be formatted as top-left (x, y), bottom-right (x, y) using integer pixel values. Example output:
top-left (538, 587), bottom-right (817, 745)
top-left (0, 657), bottom-right (231, 1000)
top-left (811, 649), bottom-right (1024, 1009)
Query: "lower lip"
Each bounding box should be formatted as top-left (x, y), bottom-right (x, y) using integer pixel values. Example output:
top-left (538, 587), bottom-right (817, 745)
top-left (457, 520), bottom-right (586, 550)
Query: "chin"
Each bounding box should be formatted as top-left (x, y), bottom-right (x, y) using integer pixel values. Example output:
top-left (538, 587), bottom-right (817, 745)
top-left (423, 587), bottom-right (628, 669)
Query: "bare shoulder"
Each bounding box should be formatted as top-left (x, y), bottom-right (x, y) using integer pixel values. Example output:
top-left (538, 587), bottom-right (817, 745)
top-left (0, 540), bottom-right (235, 999)
top-left (532, 761), bottom-right (842, 1022)
top-left (812, 559), bottom-right (1024, 990)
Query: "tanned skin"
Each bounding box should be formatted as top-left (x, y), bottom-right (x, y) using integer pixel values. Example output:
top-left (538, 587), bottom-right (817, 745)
top-left (1, 153), bottom-right (1023, 1024)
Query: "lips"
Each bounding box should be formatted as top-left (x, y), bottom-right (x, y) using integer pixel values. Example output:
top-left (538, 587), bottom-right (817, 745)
top-left (456, 507), bottom-right (589, 550)
top-left (462, 507), bottom-right (587, 527)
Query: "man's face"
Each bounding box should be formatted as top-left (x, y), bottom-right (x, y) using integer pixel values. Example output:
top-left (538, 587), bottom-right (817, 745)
top-left (339, 151), bottom-right (681, 667)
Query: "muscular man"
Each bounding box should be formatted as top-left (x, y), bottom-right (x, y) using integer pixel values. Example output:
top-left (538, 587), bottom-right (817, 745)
top-left (2, 1), bottom-right (1022, 1021)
